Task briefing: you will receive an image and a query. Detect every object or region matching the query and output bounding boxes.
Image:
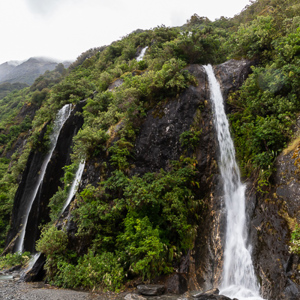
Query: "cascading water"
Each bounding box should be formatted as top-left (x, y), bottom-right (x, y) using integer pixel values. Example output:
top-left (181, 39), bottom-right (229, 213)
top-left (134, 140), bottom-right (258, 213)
top-left (61, 160), bottom-right (85, 214)
top-left (136, 46), bottom-right (148, 61)
top-left (204, 65), bottom-right (265, 300)
top-left (15, 104), bottom-right (72, 253)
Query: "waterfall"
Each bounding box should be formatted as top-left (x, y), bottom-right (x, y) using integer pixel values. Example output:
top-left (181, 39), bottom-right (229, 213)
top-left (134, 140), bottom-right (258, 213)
top-left (61, 160), bottom-right (85, 214)
top-left (15, 104), bottom-right (72, 253)
top-left (136, 46), bottom-right (148, 61)
top-left (20, 252), bottom-right (41, 279)
top-left (204, 65), bottom-right (265, 300)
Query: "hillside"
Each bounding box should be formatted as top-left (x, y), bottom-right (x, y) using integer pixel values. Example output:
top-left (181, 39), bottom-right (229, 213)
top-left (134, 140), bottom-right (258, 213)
top-left (0, 57), bottom-right (72, 86)
top-left (0, 0), bottom-right (299, 299)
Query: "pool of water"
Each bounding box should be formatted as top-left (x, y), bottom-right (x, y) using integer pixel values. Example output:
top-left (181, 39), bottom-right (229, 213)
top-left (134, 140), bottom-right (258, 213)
top-left (0, 275), bottom-right (13, 280)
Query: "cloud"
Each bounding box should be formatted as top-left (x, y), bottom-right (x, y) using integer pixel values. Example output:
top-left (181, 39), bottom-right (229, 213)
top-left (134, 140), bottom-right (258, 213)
top-left (25, 0), bottom-right (64, 15)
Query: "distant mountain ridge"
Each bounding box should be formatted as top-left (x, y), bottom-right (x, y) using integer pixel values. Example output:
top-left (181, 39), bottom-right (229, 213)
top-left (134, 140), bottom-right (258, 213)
top-left (0, 57), bottom-right (72, 85)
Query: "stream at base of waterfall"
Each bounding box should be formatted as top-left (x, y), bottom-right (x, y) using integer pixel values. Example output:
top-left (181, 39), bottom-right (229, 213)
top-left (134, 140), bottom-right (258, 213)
top-left (204, 65), bottom-right (265, 300)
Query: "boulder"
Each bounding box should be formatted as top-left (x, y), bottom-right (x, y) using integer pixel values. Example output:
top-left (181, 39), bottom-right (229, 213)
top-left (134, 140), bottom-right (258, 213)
top-left (137, 284), bottom-right (165, 296)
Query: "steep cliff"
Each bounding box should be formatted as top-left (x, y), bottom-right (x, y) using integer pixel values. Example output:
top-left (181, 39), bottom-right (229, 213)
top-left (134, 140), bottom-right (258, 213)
top-left (250, 145), bottom-right (300, 299)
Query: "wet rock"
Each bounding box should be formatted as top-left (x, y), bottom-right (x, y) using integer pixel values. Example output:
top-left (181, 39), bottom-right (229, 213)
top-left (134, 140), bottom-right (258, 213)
top-left (8, 265), bottom-right (21, 272)
top-left (192, 288), bottom-right (219, 298)
top-left (137, 284), bottom-right (165, 296)
top-left (22, 253), bottom-right (46, 282)
top-left (166, 273), bottom-right (188, 295)
top-left (250, 145), bottom-right (300, 299)
top-left (214, 59), bottom-right (255, 104)
top-left (133, 64), bottom-right (207, 175)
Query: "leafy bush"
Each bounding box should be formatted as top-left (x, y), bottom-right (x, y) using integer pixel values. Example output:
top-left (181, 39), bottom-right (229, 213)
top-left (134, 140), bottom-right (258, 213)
top-left (36, 226), bottom-right (68, 278)
top-left (0, 252), bottom-right (31, 269)
top-left (54, 251), bottom-right (124, 291)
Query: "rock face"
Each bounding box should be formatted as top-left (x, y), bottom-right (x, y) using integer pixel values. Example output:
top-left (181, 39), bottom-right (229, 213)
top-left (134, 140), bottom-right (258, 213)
top-left (214, 59), bottom-right (255, 107)
top-left (5, 101), bottom-right (85, 253)
top-left (134, 64), bottom-right (209, 175)
top-left (250, 146), bottom-right (300, 299)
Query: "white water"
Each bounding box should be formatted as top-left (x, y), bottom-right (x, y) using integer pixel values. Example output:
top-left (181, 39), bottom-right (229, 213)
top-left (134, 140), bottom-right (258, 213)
top-left (204, 65), bottom-right (265, 300)
top-left (16, 104), bottom-right (72, 253)
top-left (20, 252), bottom-right (41, 279)
top-left (61, 160), bottom-right (85, 214)
top-left (136, 46), bottom-right (148, 61)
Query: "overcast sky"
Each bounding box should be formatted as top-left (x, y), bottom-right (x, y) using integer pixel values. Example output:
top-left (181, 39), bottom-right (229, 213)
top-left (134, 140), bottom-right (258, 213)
top-left (0, 0), bottom-right (252, 65)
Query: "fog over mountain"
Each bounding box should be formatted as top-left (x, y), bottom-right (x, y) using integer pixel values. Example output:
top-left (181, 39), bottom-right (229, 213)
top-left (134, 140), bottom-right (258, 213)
top-left (0, 57), bottom-right (72, 85)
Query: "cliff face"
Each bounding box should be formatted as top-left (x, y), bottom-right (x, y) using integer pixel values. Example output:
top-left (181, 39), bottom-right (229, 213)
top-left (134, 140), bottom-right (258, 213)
top-left (250, 146), bottom-right (300, 299)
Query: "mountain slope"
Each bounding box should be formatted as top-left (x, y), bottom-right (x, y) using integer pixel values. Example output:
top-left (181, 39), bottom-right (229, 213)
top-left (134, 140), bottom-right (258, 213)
top-left (0, 0), bottom-right (299, 298)
top-left (0, 58), bottom-right (72, 85)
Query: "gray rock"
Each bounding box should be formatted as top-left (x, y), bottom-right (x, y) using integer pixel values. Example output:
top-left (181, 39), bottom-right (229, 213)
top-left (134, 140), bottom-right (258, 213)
top-left (192, 288), bottom-right (233, 300)
top-left (108, 78), bottom-right (124, 91)
top-left (124, 293), bottom-right (147, 300)
top-left (137, 284), bottom-right (165, 296)
top-left (192, 288), bottom-right (219, 298)
top-left (166, 273), bottom-right (188, 295)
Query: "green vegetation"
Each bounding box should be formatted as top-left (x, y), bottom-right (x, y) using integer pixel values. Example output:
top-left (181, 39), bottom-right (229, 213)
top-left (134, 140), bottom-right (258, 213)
top-left (290, 224), bottom-right (300, 255)
top-left (0, 82), bottom-right (28, 100)
top-left (38, 157), bottom-right (202, 290)
top-left (0, 251), bottom-right (31, 269)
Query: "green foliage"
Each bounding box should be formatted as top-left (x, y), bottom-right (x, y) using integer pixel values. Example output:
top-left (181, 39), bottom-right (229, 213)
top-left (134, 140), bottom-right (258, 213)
top-left (54, 251), bottom-right (124, 291)
top-left (36, 225), bottom-right (68, 278)
top-left (73, 127), bottom-right (109, 159)
top-left (180, 130), bottom-right (202, 150)
top-left (70, 158), bottom-right (201, 286)
top-left (117, 213), bottom-right (171, 280)
top-left (36, 225), bottom-right (68, 256)
top-left (0, 252), bottom-right (31, 269)
top-left (0, 82), bottom-right (28, 100)
top-left (290, 224), bottom-right (300, 255)
top-left (229, 16), bottom-right (277, 60)
top-left (48, 161), bottom-right (82, 221)
top-left (108, 139), bottom-right (133, 171)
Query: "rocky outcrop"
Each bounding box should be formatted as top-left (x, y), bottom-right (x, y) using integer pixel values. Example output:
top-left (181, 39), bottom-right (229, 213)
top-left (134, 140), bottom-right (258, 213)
top-left (192, 288), bottom-right (232, 300)
top-left (250, 145), bottom-right (300, 299)
top-left (137, 284), bottom-right (165, 296)
top-left (214, 59), bottom-right (255, 106)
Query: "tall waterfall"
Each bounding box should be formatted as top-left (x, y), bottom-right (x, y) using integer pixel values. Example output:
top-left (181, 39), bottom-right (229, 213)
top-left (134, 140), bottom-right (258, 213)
top-left (61, 160), bottom-right (85, 214)
top-left (204, 65), bottom-right (264, 300)
top-left (16, 104), bottom-right (72, 253)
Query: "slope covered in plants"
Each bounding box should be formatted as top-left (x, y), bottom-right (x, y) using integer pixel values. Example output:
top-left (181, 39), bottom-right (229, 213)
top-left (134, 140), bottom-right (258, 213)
top-left (0, 0), bottom-right (299, 296)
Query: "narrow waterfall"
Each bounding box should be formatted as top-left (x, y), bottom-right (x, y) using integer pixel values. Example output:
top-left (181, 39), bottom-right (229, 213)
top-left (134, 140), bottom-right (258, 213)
top-left (204, 65), bottom-right (264, 300)
top-left (136, 46), bottom-right (148, 61)
top-left (61, 160), bottom-right (85, 214)
top-left (15, 104), bottom-right (72, 253)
